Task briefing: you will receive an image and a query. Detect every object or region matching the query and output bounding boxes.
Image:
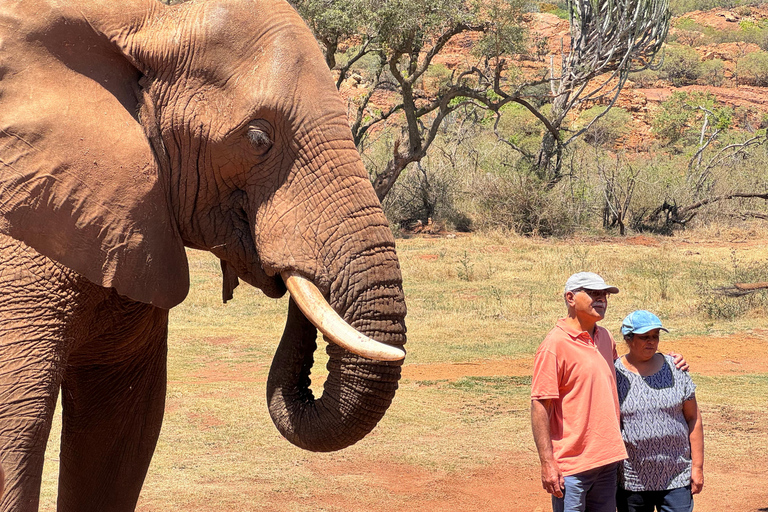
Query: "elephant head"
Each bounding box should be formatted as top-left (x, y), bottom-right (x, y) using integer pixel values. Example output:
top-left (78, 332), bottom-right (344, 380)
top-left (0, 0), bottom-right (406, 451)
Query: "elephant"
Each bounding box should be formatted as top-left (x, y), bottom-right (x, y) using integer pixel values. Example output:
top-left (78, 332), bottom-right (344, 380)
top-left (0, 0), bottom-right (407, 509)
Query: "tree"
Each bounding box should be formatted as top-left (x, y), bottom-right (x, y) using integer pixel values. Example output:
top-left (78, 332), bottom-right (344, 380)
top-left (293, 0), bottom-right (671, 200)
top-left (290, 0), bottom-right (528, 200)
top-left (520, 0), bottom-right (670, 184)
top-left (640, 93), bottom-right (768, 232)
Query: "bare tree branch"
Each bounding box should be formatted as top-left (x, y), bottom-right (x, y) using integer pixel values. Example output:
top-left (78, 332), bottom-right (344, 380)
top-left (531, 0), bottom-right (670, 182)
top-left (677, 192), bottom-right (768, 216)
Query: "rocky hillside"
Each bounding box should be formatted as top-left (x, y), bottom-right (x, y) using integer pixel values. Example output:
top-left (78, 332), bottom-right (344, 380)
top-left (538, 6), bottom-right (767, 149)
top-left (340, 4), bottom-right (768, 152)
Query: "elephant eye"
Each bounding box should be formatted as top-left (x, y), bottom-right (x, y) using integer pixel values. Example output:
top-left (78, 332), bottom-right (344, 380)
top-left (247, 120), bottom-right (273, 155)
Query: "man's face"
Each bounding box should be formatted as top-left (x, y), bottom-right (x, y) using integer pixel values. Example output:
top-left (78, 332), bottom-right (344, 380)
top-left (568, 288), bottom-right (610, 322)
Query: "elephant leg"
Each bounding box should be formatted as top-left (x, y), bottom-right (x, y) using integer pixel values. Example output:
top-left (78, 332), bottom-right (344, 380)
top-left (0, 328), bottom-right (64, 512)
top-left (56, 298), bottom-right (168, 512)
top-left (0, 235), bottom-right (84, 512)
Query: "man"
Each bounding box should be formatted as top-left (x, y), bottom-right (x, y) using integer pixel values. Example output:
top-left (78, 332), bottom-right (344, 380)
top-left (531, 271), bottom-right (625, 512)
top-left (531, 272), bottom-right (687, 512)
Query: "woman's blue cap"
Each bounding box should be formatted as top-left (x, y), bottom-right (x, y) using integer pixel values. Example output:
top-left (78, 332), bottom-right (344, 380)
top-left (621, 310), bottom-right (669, 336)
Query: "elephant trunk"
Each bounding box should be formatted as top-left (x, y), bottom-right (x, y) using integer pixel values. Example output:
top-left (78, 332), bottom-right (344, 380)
top-left (266, 251), bottom-right (406, 452)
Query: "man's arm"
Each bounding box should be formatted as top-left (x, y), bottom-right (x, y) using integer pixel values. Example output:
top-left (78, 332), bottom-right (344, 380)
top-left (669, 352), bottom-right (689, 372)
top-left (531, 399), bottom-right (564, 498)
top-left (683, 397), bottom-right (704, 494)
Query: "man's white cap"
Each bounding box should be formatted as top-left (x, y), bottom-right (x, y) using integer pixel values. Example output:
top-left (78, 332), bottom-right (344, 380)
top-left (564, 272), bottom-right (619, 294)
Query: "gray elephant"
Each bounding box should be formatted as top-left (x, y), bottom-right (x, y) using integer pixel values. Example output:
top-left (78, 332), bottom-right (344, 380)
top-left (0, 0), bottom-right (407, 510)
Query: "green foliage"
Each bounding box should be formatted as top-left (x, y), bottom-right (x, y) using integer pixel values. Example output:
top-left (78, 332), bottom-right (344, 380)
top-left (699, 58), bottom-right (726, 86)
top-left (652, 91), bottom-right (698, 145)
top-left (658, 43), bottom-right (701, 86)
top-left (457, 251), bottom-right (475, 281)
top-left (735, 50), bottom-right (768, 85)
top-left (668, 0), bottom-right (736, 16)
top-left (473, 0), bottom-right (529, 59)
top-left (418, 63), bottom-right (452, 93)
top-left (294, 0), bottom-right (765, 236)
top-left (629, 68), bottom-right (660, 87)
top-left (294, 0), bottom-right (361, 40)
top-left (652, 91), bottom-right (731, 145)
top-left (576, 106), bottom-right (633, 147)
top-left (495, 103), bottom-right (545, 154)
top-left (738, 19), bottom-right (768, 50)
top-left (293, 0), bottom-right (527, 64)
top-left (538, 1), bottom-right (570, 19)
top-left (671, 14), bottom-right (768, 49)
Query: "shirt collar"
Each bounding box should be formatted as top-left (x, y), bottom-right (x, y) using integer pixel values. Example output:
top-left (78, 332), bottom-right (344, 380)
top-left (556, 318), bottom-right (599, 344)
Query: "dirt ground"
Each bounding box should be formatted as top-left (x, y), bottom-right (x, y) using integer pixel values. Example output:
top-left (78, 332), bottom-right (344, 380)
top-left (258, 331), bottom-right (768, 512)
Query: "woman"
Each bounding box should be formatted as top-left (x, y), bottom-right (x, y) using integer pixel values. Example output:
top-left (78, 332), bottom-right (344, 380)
top-left (615, 310), bottom-right (704, 512)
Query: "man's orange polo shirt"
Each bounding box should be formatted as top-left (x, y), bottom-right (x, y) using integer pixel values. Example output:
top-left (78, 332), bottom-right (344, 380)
top-left (531, 318), bottom-right (627, 476)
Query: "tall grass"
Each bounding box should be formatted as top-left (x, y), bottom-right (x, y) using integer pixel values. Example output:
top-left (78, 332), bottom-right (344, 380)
top-left (37, 233), bottom-right (768, 510)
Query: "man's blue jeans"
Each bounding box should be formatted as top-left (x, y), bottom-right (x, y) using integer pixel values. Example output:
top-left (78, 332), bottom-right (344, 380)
top-left (552, 462), bottom-right (619, 512)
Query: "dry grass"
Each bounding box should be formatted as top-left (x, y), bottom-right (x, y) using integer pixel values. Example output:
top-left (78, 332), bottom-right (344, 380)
top-left (37, 231), bottom-right (768, 510)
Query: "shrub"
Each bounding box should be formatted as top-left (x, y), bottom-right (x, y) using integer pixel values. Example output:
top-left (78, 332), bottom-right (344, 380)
top-left (418, 63), bottom-right (452, 93)
top-left (576, 106), bottom-right (633, 147)
top-left (495, 103), bottom-right (545, 155)
top-left (735, 51), bottom-right (768, 86)
top-left (738, 20), bottom-right (768, 51)
top-left (629, 68), bottom-right (660, 87)
top-left (466, 167), bottom-right (579, 236)
top-left (383, 162), bottom-right (471, 231)
top-left (699, 58), bottom-right (725, 86)
top-left (652, 92), bottom-right (697, 145)
top-left (669, 0), bottom-right (738, 17)
top-left (538, 2), bottom-right (569, 18)
top-left (652, 91), bottom-right (731, 146)
top-left (659, 44), bottom-right (702, 86)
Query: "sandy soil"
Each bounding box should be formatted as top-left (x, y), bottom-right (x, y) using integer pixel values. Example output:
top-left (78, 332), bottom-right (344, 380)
top-left (252, 331), bottom-right (768, 512)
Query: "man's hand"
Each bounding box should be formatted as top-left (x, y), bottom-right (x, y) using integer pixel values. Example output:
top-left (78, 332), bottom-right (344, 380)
top-left (669, 352), bottom-right (689, 372)
top-left (531, 399), bottom-right (564, 497)
top-left (541, 459), bottom-right (564, 497)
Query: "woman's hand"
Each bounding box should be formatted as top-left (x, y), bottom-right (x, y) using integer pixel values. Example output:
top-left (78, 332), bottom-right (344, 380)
top-left (683, 397), bottom-right (704, 496)
top-left (691, 466), bottom-right (703, 494)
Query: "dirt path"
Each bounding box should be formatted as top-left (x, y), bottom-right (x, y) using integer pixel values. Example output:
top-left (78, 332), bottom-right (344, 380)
top-left (169, 331), bottom-right (768, 512)
top-left (296, 331), bottom-right (768, 512)
top-left (402, 329), bottom-right (768, 381)
top-left (294, 453), bottom-right (768, 512)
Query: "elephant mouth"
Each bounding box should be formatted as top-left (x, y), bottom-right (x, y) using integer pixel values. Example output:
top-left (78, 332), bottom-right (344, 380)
top-left (280, 271), bottom-right (405, 362)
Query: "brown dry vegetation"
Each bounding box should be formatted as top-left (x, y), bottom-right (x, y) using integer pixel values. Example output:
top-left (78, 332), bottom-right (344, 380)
top-left (35, 228), bottom-right (768, 511)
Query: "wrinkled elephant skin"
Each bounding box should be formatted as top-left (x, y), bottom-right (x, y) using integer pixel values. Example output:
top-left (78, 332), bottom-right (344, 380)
top-left (0, 0), bottom-right (407, 510)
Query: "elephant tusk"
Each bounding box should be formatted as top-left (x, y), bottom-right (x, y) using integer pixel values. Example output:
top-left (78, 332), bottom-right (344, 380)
top-left (281, 271), bottom-right (406, 362)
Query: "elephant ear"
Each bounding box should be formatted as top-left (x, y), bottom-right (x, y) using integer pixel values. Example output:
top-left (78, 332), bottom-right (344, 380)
top-left (0, 1), bottom-right (188, 309)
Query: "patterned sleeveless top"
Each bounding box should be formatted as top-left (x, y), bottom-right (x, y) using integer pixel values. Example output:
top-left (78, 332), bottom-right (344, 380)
top-left (615, 354), bottom-right (697, 491)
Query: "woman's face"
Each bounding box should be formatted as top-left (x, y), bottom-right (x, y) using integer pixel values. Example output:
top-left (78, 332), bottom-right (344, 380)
top-left (627, 328), bottom-right (661, 362)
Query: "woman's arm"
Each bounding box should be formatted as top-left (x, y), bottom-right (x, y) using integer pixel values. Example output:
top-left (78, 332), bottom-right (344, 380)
top-left (683, 396), bottom-right (704, 494)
